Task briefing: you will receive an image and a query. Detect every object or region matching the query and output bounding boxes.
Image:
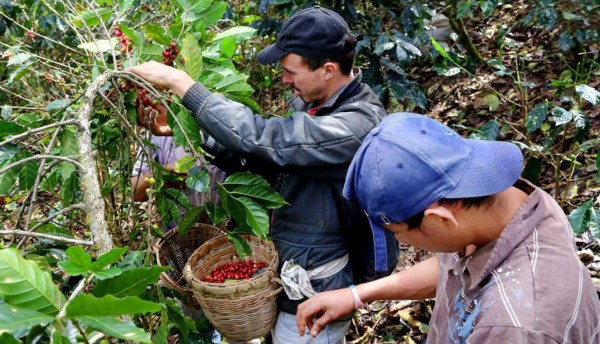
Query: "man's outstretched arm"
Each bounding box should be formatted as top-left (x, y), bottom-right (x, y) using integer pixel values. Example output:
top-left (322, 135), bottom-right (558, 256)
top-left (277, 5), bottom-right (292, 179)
top-left (296, 255), bottom-right (440, 338)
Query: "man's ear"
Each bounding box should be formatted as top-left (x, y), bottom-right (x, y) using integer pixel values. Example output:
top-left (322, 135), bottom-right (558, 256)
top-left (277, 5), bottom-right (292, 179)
top-left (424, 206), bottom-right (458, 230)
top-left (322, 62), bottom-right (336, 79)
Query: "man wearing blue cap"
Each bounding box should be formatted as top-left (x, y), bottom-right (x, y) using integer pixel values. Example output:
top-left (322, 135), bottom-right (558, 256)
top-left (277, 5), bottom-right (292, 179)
top-left (127, 6), bottom-right (400, 343)
top-left (296, 113), bottom-right (600, 343)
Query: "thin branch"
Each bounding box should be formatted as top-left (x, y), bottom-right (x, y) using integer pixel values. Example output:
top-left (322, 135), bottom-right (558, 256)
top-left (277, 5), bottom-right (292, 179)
top-left (0, 230), bottom-right (93, 246)
top-left (27, 204), bottom-right (86, 233)
top-left (0, 120), bottom-right (80, 147)
top-left (0, 13), bottom-right (83, 56)
top-left (57, 273), bottom-right (96, 319)
top-left (0, 155), bottom-right (84, 174)
top-left (17, 111), bottom-right (73, 245)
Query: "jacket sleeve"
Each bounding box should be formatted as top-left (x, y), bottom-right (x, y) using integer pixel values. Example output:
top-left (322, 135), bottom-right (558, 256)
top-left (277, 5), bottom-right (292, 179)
top-left (181, 83), bottom-right (380, 168)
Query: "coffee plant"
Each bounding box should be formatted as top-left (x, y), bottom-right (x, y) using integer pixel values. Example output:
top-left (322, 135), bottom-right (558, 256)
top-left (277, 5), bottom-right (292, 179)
top-left (0, 0), bottom-right (598, 342)
top-left (0, 0), bottom-right (286, 342)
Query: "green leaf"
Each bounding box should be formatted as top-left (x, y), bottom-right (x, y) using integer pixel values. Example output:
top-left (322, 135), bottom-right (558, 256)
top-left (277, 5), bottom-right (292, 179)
top-left (18, 159), bottom-right (37, 190)
top-left (589, 209), bottom-right (600, 239)
top-left (205, 202), bottom-right (228, 225)
top-left (78, 39), bottom-right (119, 53)
top-left (198, 2), bottom-right (227, 26)
top-left (153, 304), bottom-right (169, 344)
top-left (91, 246), bottom-right (128, 271)
top-left (228, 184), bottom-right (287, 209)
top-left (117, 25), bottom-right (143, 49)
top-left (0, 145), bottom-right (19, 162)
top-left (171, 109), bottom-right (203, 152)
top-left (178, 207), bottom-right (204, 235)
top-left (220, 36), bottom-right (236, 57)
top-left (526, 103), bottom-right (548, 133)
top-left (94, 267), bottom-right (123, 280)
top-left (575, 84), bottom-right (600, 105)
top-left (597, 151), bottom-right (600, 178)
top-left (176, 0), bottom-right (212, 14)
top-left (0, 121), bottom-right (26, 139)
top-left (0, 304), bottom-right (54, 334)
top-left (431, 37), bottom-right (455, 62)
top-left (143, 25), bottom-right (170, 46)
top-left (227, 234), bottom-right (252, 258)
top-left (569, 200), bottom-right (592, 234)
top-left (92, 266), bottom-right (169, 297)
top-left (396, 39), bottom-right (421, 57)
top-left (6, 53), bottom-right (32, 67)
top-left (185, 166), bottom-right (209, 193)
top-left (58, 246), bottom-right (92, 276)
top-left (220, 81), bottom-right (254, 96)
top-left (479, 120), bottom-right (499, 141)
top-left (223, 171), bottom-right (270, 188)
top-left (218, 184), bottom-right (245, 223)
top-left (52, 331), bottom-right (71, 344)
top-left (0, 248), bottom-right (66, 315)
top-left (483, 94), bottom-right (499, 111)
top-left (45, 99), bottom-right (68, 112)
top-left (67, 294), bottom-right (161, 317)
top-left (60, 127), bottom-right (78, 181)
top-left (70, 8), bottom-right (112, 28)
top-left (181, 34), bottom-right (203, 80)
top-left (213, 73), bottom-right (246, 91)
top-left (479, 0), bottom-right (498, 17)
top-left (118, 0), bottom-right (134, 13)
top-left (558, 32), bottom-right (574, 51)
top-left (236, 196), bottom-right (269, 238)
top-left (457, 0), bottom-right (475, 17)
top-left (0, 333), bottom-right (20, 344)
top-left (0, 165), bottom-right (19, 195)
top-left (174, 156), bottom-right (196, 174)
top-left (551, 106), bottom-right (572, 126)
top-left (76, 316), bottom-right (151, 343)
top-left (212, 26), bottom-right (256, 42)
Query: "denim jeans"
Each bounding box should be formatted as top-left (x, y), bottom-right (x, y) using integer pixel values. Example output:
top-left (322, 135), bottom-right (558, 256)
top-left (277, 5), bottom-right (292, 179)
top-left (272, 311), bottom-right (349, 344)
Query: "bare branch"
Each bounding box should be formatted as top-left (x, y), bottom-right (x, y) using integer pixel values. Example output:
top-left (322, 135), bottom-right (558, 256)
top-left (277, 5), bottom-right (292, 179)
top-left (75, 72), bottom-right (115, 254)
top-left (0, 120), bottom-right (80, 147)
top-left (0, 230), bottom-right (93, 246)
top-left (0, 155), bottom-right (84, 174)
top-left (27, 204), bottom-right (86, 233)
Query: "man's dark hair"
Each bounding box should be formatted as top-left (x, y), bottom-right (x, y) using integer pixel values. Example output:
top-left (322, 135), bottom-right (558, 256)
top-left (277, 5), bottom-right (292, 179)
top-left (301, 34), bottom-right (357, 75)
top-left (404, 195), bottom-right (496, 230)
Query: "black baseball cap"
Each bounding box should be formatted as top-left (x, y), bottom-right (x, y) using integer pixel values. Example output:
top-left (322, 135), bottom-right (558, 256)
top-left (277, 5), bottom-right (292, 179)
top-left (257, 6), bottom-right (351, 65)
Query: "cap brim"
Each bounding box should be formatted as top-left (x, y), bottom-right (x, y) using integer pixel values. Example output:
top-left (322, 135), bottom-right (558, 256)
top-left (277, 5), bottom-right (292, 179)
top-left (368, 217), bottom-right (394, 271)
top-left (257, 44), bottom-right (288, 65)
top-left (446, 139), bottom-right (523, 199)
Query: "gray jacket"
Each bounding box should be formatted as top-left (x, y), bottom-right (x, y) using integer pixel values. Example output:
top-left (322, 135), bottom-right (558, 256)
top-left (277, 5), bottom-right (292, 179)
top-left (181, 69), bottom-right (398, 314)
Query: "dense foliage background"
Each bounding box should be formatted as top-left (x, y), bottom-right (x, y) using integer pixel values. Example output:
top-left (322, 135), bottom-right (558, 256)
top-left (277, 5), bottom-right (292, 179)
top-left (0, 0), bottom-right (598, 343)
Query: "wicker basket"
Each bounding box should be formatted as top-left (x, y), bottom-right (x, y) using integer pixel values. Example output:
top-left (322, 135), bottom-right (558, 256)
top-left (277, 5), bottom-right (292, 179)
top-left (183, 234), bottom-right (281, 342)
top-left (154, 223), bottom-right (223, 303)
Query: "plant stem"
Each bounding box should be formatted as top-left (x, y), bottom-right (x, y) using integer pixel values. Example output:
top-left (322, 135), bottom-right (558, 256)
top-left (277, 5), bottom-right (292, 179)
top-left (0, 230), bottom-right (93, 246)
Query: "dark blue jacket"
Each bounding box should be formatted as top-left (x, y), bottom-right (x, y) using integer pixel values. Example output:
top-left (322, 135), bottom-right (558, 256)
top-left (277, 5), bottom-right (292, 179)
top-left (182, 69), bottom-right (399, 314)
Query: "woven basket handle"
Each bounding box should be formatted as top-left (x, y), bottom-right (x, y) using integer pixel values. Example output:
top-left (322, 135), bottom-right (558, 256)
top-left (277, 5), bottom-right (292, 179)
top-left (182, 264), bottom-right (193, 285)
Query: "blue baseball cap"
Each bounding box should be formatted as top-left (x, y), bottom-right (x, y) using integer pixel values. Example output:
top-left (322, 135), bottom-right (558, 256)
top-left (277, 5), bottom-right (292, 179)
top-left (257, 6), bottom-right (350, 65)
top-left (344, 113), bottom-right (523, 232)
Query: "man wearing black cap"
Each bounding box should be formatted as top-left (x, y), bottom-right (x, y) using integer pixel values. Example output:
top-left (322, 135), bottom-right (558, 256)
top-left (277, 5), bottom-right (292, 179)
top-left (127, 6), bottom-right (399, 343)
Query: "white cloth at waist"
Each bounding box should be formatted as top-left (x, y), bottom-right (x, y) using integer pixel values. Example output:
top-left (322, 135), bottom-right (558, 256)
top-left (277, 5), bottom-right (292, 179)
top-left (280, 254), bottom-right (349, 300)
